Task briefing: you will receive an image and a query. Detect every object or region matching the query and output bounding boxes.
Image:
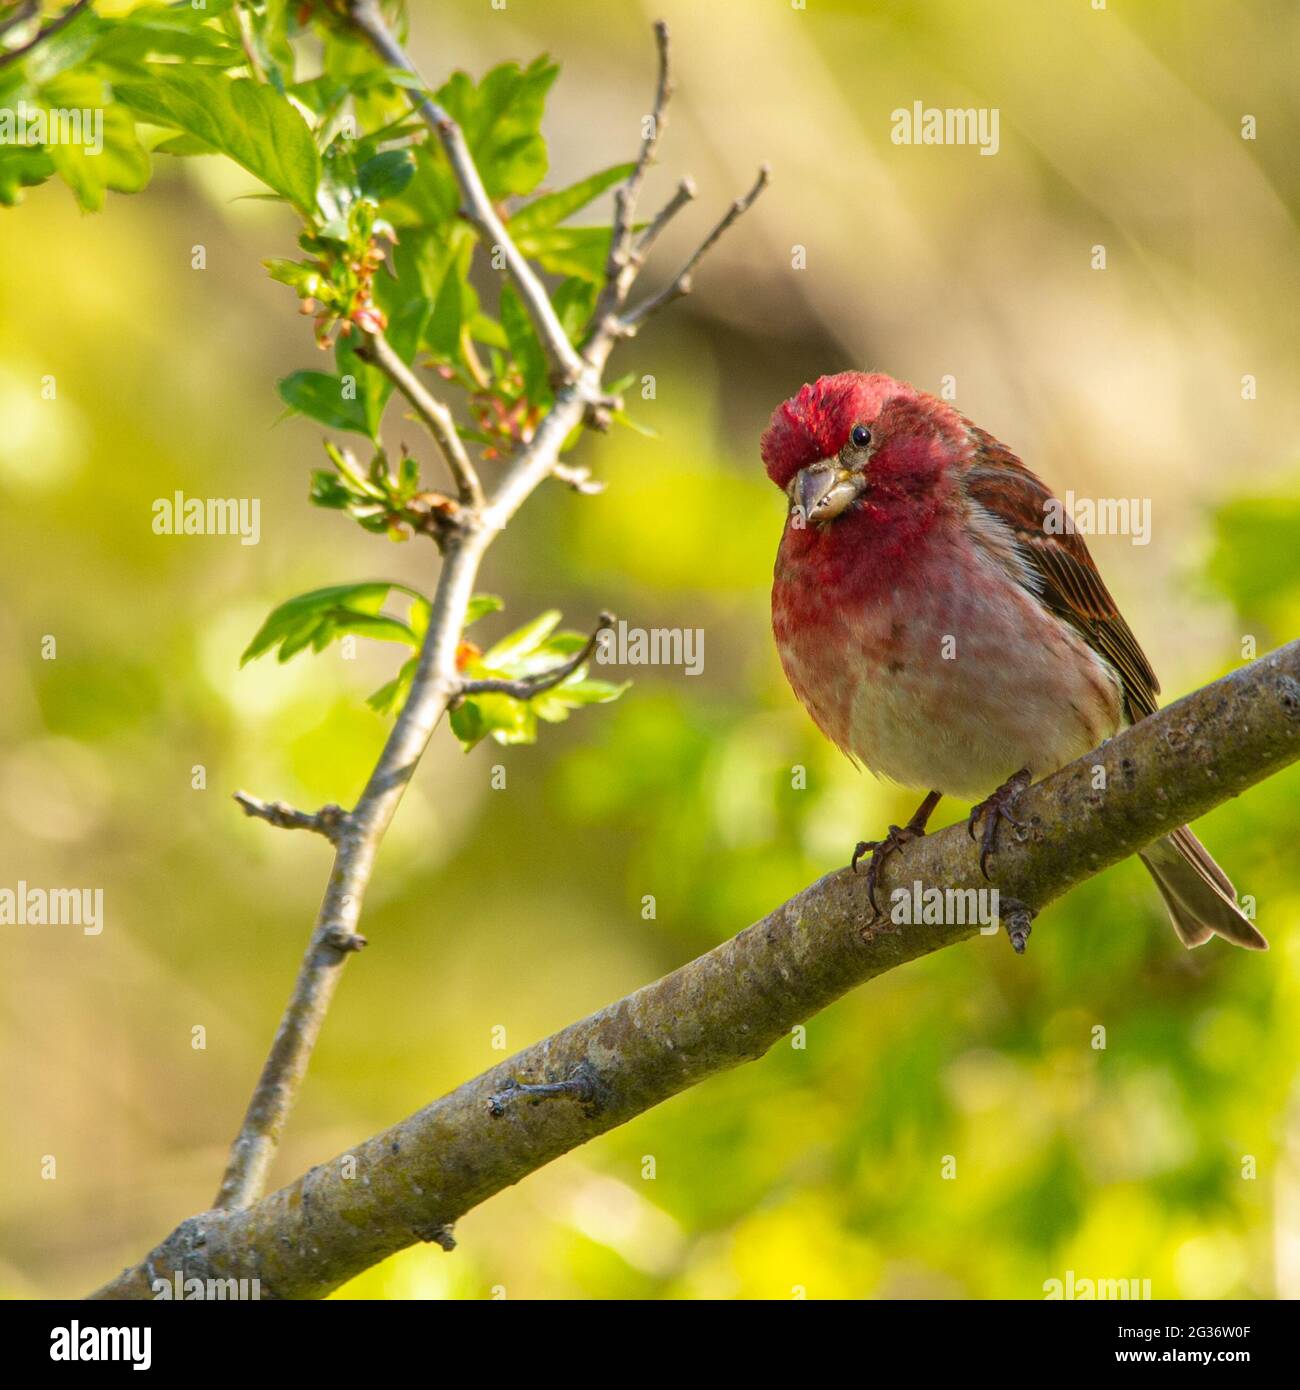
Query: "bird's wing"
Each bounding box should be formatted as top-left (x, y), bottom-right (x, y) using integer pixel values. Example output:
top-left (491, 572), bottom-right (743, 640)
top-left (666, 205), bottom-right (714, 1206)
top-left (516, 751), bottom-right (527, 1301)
top-left (960, 425), bottom-right (1160, 722)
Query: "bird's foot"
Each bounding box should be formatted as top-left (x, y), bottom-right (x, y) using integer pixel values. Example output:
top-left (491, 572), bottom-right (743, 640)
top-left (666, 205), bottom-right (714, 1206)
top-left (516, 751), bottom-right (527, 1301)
top-left (851, 824), bottom-right (924, 918)
top-left (967, 768), bottom-right (1031, 879)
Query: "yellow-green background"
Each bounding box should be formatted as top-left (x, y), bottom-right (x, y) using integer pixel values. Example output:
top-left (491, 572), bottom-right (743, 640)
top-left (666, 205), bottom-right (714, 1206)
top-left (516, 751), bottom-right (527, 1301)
top-left (2, 0), bottom-right (1299, 1298)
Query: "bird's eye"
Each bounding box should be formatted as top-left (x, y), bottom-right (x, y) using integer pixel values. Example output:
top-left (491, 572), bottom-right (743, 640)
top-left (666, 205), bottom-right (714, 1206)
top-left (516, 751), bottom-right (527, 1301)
top-left (850, 424), bottom-right (872, 449)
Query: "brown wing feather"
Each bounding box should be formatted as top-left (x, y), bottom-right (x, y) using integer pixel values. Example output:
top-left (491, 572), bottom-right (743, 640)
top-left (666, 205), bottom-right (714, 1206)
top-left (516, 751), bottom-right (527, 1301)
top-left (961, 426), bottom-right (1160, 722)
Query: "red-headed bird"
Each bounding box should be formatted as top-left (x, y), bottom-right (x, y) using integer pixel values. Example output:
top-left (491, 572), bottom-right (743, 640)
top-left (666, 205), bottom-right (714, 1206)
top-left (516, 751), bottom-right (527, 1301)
top-left (763, 371), bottom-right (1264, 950)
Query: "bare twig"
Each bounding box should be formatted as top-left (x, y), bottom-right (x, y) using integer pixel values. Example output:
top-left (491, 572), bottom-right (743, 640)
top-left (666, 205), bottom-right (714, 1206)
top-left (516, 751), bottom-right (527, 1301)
top-left (91, 641), bottom-right (1300, 1298)
top-left (345, 0), bottom-right (585, 385)
top-left (595, 19), bottom-right (673, 319)
top-left (621, 164), bottom-right (771, 332)
top-left (233, 792), bottom-right (348, 842)
top-left (356, 331), bottom-right (484, 508)
top-left (0, 0), bottom-right (88, 69)
top-left (633, 176), bottom-right (697, 264)
top-left (459, 612), bottom-right (614, 700)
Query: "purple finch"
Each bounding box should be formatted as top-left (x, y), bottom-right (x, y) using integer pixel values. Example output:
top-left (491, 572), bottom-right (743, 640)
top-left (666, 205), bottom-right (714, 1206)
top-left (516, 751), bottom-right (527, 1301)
top-left (763, 371), bottom-right (1265, 951)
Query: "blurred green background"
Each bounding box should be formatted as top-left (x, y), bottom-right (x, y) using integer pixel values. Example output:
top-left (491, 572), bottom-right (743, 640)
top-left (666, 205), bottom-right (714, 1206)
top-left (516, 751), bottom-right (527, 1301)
top-left (3, 0), bottom-right (1300, 1299)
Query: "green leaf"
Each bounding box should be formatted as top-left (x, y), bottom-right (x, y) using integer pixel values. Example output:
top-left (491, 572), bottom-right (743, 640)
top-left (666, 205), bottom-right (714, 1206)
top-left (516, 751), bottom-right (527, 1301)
top-left (508, 162), bottom-right (633, 233)
top-left (46, 109), bottom-right (150, 211)
top-left (115, 68), bottom-right (318, 212)
top-left (0, 145), bottom-right (55, 206)
top-left (551, 277), bottom-right (598, 343)
top-left (498, 284), bottom-right (550, 405)
top-left (358, 148), bottom-right (416, 202)
top-left (451, 692), bottom-right (537, 750)
top-left (483, 609), bottom-right (563, 667)
top-left (435, 56), bottom-right (558, 199)
top-left (382, 144), bottom-right (459, 230)
top-left (91, 4), bottom-right (242, 73)
top-left (465, 594), bottom-right (505, 627)
top-left (513, 224), bottom-right (613, 283)
top-left (368, 656), bottom-right (419, 716)
top-left (277, 371), bottom-right (372, 436)
top-left (242, 582), bottom-right (427, 665)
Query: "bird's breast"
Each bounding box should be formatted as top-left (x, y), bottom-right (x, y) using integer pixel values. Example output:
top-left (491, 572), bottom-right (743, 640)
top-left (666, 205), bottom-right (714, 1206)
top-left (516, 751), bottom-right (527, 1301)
top-left (772, 519), bottom-right (1123, 800)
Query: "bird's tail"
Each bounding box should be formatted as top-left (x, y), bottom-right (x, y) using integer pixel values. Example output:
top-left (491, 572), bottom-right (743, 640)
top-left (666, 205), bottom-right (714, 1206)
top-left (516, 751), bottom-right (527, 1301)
top-left (1138, 826), bottom-right (1266, 951)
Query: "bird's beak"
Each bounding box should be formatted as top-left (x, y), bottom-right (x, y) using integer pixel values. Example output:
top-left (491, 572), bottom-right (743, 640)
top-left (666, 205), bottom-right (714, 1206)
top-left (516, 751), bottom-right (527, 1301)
top-left (790, 461), bottom-right (865, 523)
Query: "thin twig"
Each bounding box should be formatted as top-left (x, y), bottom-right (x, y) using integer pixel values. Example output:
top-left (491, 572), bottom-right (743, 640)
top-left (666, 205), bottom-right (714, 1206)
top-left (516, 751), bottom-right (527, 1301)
top-left (345, 0), bottom-right (585, 385)
top-left (233, 792), bottom-right (348, 842)
top-left (459, 612), bottom-right (614, 700)
top-left (632, 176), bottom-right (697, 265)
top-left (589, 22), bottom-right (675, 338)
top-left (356, 331), bottom-right (484, 508)
top-left (0, 0), bottom-right (89, 70)
top-left (620, 164), bottom-right (771, 332)
top-left (601, 20), bottom-right (672, 295)
top-left (91, 641), bottom-right (1300, 1298)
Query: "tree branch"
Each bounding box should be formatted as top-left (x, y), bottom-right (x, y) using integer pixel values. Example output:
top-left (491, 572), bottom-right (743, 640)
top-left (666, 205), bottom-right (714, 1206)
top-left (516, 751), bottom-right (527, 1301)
top-left (212, 526), bottom-right (491, 1211)
top-left (93, 640), bottom-right (1300, 1297)
top-left (355, 330), bottom-right (484, 508)
top-left (458, 611), bottom-right (614, 700)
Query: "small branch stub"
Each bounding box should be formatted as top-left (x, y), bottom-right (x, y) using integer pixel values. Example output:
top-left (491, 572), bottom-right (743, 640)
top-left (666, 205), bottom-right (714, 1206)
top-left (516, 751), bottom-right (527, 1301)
top-left (234, 792), bottom-right (349, 843)
top-left (1001, 899), bottom-right (1035, 955)
top-left (488, 1061), bottom-right (603, 1117)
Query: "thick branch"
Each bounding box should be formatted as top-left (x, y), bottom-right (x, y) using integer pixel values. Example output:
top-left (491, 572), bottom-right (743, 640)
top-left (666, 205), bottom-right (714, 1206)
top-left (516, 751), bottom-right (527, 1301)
top-left (356, 331), bottom-right (484, 507)
top-left (458, 611), bottom-right (614, 700)
top-left (94, 640), bottom-right (1300, 1297)
top-left (346, 0), bottom-right (585, 384)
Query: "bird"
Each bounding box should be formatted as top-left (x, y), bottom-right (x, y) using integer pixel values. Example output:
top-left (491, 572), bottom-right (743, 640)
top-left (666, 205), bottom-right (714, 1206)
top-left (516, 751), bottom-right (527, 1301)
top-left (762, 370), bottom-right (1265, 951)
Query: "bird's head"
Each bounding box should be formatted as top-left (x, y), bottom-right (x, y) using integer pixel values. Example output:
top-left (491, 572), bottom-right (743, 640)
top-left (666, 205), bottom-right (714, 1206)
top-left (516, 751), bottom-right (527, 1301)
top-left (761, 371), bottom-right (967, 531)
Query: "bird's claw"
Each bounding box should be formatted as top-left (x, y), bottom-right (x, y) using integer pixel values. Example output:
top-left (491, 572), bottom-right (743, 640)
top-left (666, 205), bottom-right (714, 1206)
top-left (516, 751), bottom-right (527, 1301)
top-left (967, 769), bottom-right (1031, 879)
top-left (852, 823), bottom-right (923, 918)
